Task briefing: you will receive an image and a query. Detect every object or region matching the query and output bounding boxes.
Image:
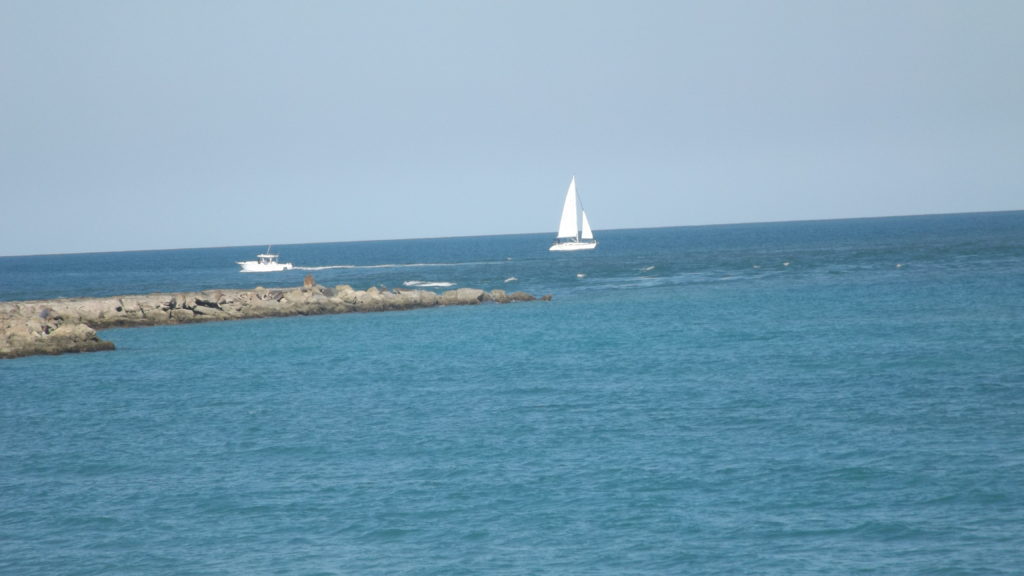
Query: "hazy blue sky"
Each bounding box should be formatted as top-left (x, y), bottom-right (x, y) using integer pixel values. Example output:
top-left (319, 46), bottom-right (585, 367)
top-left (2, 1), bottom-right (1021, 256)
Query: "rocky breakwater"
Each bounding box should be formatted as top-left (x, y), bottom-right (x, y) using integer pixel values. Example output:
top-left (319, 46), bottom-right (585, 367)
top-left (0, 283), bottom-right (547, 359)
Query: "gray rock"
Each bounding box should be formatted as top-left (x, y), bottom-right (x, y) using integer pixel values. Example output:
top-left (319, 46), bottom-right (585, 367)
top-left (1, 282), bottom-right (545, 359)
top-left (169, 308), bottom-right (195, 322)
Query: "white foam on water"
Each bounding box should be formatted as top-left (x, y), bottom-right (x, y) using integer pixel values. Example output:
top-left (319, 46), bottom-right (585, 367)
top-left (403, 280), bottom-right (456, 287)
top-left (294, 265), bottom-right (357, 271)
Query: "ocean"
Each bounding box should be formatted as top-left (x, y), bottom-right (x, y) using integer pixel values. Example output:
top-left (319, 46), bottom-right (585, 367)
top-left (2, 211), bottom-right (1023, 575)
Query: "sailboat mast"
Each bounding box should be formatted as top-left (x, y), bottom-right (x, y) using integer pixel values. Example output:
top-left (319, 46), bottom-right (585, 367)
top-left (575, 180), bottom-right (583, 241)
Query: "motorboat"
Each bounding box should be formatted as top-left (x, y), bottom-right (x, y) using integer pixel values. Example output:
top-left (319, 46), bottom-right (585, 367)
top-left (237, 247), bottom-right (293, 272)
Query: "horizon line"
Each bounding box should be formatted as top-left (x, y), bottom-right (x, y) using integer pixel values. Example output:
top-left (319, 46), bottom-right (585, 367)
top-left (2, 208), bottom-right (1021, 259)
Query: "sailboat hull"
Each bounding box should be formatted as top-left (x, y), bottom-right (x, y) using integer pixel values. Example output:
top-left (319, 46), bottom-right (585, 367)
top-left (549, 241), bottom-right (598, 252)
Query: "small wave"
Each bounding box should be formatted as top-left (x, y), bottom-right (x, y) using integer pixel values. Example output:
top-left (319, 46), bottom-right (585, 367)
top-left (641, 265), bottom-right (656, 272)
top-left (403, 281), bottom-right (455, 288)
top-left (597, 277), bottom-right (667, 290)
top-left (504, 277), bottom-right (518, 283)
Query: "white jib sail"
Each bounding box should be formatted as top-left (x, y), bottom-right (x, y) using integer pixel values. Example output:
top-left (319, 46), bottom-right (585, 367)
top-left (580, 210), bottom-right (594, 241)
top-left (556, 177), bottom-right (579, 239)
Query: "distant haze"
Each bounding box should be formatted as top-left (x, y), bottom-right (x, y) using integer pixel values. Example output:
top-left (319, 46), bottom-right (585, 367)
top-left (2, 1), bottom-right (1021, 256)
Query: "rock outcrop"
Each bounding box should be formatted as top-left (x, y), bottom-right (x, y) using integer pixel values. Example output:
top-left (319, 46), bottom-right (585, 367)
top-left (0, 309), bottom-right (115, 358)
top-left (1, 282), bottom-right (548, 359)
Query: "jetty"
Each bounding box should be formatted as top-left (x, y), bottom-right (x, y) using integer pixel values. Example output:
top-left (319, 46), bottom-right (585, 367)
top-left (0, 279), bottom-right (547, 359)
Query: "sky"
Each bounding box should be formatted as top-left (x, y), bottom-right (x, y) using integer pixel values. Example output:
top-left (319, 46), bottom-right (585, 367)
top-left (1, 1), bottom-right (1022, 256)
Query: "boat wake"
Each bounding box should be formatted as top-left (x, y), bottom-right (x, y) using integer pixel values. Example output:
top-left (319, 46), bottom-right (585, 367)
top-left (294, 260), bottom-right (501, 272)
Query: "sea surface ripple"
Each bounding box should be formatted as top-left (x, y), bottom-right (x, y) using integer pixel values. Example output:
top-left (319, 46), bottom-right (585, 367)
top-left (2, 212), bottom-right (1023, 574)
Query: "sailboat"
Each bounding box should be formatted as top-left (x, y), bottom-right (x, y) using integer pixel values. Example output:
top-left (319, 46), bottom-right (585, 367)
top-left (549, 176), bottom-right (597, 251)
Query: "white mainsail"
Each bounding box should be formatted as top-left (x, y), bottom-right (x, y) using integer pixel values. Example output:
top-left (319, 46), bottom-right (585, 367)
top-left (556, 176), bottom-right (579, 239)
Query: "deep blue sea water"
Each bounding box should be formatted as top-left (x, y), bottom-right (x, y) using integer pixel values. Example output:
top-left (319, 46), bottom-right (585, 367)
top-left (2, 212), bottom-right (1023, 575)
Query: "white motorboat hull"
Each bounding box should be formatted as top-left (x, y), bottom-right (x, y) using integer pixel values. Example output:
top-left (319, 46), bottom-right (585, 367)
top-left (549, 241), bottom-right (597, 252)
top-left (237, 261), bottom-right (294, 272)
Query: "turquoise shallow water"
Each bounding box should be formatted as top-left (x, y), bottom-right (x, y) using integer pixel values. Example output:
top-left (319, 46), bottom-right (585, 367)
top-left (2, 212), bottom-right (1023, 574)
